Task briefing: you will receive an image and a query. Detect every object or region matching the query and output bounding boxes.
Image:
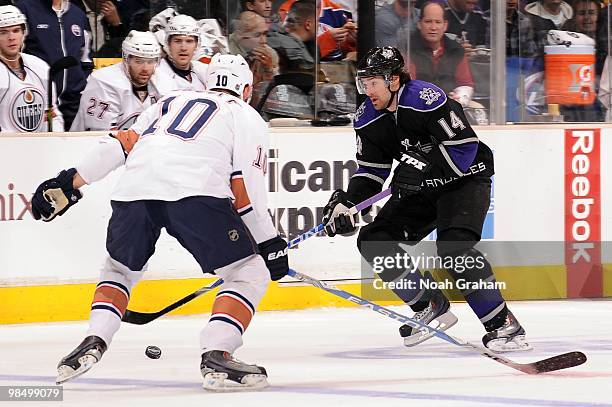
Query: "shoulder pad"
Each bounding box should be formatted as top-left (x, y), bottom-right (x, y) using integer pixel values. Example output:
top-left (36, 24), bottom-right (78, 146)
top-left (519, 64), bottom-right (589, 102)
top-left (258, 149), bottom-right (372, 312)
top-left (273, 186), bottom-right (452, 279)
top-left (91, 63), bottom-right (131, 90)
top-left (398, 80), bottom-right (447, 112)
top-left (353, 98), bottom-right (387, 129)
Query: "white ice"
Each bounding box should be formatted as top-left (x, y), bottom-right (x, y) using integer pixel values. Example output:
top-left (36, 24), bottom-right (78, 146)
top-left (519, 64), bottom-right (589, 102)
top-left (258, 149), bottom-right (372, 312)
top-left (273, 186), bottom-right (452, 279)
top-left (0, 300), bottom-right (610, 407)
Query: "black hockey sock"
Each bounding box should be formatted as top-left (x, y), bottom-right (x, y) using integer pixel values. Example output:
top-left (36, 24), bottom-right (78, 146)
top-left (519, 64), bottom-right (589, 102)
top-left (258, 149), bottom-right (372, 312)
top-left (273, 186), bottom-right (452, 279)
top-left (483, 304), bottom-right (509, 332)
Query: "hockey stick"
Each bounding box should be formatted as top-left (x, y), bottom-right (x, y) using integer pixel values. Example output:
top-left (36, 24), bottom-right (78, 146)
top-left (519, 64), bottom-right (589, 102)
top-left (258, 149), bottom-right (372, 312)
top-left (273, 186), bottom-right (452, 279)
top-left (287, 269), bottom-right (587, 374)
top-left (47, 56), bottom-right (78, 132)
top-left (122, 188), bottom-right (392, 324)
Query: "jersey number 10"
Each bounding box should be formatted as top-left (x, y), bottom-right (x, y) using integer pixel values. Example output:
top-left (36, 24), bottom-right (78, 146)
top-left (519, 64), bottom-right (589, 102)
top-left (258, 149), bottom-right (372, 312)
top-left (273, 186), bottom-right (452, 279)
top-left (142, 96), bottom-right (219, 140)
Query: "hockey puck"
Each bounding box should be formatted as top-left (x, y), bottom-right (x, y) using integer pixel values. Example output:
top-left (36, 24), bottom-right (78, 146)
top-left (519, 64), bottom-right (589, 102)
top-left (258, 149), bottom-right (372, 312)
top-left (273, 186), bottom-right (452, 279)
top-left (145, 345), bottom-right (162, 359)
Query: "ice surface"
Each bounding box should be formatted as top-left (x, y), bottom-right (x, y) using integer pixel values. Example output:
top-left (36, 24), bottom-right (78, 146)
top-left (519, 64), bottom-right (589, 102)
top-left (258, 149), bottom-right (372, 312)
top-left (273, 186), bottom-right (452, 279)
top-left (0, 300), bottom-right (610, 407)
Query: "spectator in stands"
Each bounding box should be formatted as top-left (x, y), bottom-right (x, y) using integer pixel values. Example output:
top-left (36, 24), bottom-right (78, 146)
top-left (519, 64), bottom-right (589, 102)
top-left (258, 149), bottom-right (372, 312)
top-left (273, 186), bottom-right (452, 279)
top-left (558, 0), bottom-right (606, 122)
top-left (407, 1), bottom-right (474, 107)
top-left (78, 0), bottom-right (130, 56)
top-left (16, 0), bottom-right (93, 131)
top-left (241, 0), bottom-right (273, 18)
top-left (317, 0), bottom-right (357, 61)
top-left (525, 0), bottom-right (573, 29)
top-left (273, 0), bottom-right (316, 69)
top-left (375, 0), bottom-right (417, 48)
top-left (562, 0), bottom-right (601, 39)
top-left (286, 1), bottom-right (317, 55)
top-left (277, 0), bottom-right (356, 60)
top-left (444, 0), bottom-right (488, 53)
top-left (599, 54), bottom-right (611, 121)
top-left (230, 11), bottom-right (279, 85)
top-left (506, 0), bottom-right (538, 58)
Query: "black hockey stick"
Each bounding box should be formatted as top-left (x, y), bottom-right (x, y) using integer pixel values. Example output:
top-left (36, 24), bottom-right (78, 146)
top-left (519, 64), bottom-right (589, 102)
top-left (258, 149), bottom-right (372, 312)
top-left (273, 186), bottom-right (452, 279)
top-left (287, 269), bottom-right (587, 374)
top-left (47, 56), bottom-right (78, 132)
top-left (122, 279), bottom-right (224, 325)
top-left (122, 189), bottom-right (393, 325)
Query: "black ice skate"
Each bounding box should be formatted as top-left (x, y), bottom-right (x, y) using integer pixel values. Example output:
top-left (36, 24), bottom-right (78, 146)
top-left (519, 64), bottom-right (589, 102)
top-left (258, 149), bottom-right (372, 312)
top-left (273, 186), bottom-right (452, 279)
top-left (200, 350), bottom-right (268, 391)
top-left (56, 336), bottom-right (107, 384)
top-left (399, 291), bottom-right (458, 347)
top-left (482, 309), bottom-right (532, 353)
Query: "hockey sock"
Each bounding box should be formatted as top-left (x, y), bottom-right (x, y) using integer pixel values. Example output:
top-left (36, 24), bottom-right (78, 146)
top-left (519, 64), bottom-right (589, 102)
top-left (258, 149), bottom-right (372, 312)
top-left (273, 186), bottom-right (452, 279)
top-left (443, 249), bottom-right (507, 329)
top-left (86, 257), bottom-right (143, 346)
top-left (200, 255), bottom-right (268, 353)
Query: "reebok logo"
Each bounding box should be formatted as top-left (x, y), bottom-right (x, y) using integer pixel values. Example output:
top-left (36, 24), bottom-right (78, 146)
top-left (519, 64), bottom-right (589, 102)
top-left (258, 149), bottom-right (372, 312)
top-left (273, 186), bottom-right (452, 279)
top-left (564, 129), bottom-right (601, 297)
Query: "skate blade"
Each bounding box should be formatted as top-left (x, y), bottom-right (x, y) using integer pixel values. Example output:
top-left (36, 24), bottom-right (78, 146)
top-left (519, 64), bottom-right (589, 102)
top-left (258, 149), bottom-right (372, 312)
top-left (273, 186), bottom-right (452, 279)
top-left (202, 372), bottom-right (269, 392)
top-left (56, 355), bottom-right (97, 384)
top-left (487, 335), bottom-right (534, 353)
top-left (403, 311), bottom-right (458, 347)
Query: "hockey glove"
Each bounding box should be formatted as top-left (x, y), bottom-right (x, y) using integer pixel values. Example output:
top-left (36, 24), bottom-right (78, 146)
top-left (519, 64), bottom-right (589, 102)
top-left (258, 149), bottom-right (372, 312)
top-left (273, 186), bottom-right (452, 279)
top-left (322, 189), bottom-right (357, 237)
top-left (258, 236), bottom-right (289, 281)
top-left (392, 151), bottom-right (431, 199)
top-left (31, 168), bottom-right (82, 222)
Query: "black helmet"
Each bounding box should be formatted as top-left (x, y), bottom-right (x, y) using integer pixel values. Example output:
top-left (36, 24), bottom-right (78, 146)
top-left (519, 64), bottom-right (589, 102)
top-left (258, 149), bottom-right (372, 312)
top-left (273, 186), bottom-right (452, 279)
top-left (356, 46), bottom-right (404, 78)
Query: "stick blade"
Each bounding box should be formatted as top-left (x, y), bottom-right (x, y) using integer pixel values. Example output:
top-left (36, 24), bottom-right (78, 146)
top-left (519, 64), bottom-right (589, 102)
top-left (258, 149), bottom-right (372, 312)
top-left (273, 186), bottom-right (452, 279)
top-left (122, 310), bottom-right (159, 325)
top-left (531, 351), bottom-right (587, 374)
top-left (50, 56), bottom-right (78, 76)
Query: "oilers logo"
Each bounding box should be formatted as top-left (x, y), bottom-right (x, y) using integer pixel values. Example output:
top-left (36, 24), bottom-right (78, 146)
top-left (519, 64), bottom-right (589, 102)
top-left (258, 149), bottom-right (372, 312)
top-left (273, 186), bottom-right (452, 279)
top-left (10, 87), bottom-right (44, 132)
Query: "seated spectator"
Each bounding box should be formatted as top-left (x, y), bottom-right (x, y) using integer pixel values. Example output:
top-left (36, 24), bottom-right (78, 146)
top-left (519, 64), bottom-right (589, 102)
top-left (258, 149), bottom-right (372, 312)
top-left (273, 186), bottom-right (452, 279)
top-left (525, 0), bottom-right (573, 29)
top-left (229, 11), bottom-right (279, 85)
top-left (558, 1), bottom-right (606, 122)
top-left (16, 0), bottom-right (93, 131)
top-left (77, 0), bottom-right (130, 55)
top-left (406, 1), bottom-right (474, 107)
top-left (70, 31), bottom-right (161, 131)
top-left (506, 0), bottom-right (538, 58)
top-left (375, 0), bottom-right (417, 48)
top-left (595, 3), bottom-right (609, 74)
top-left (317, 0), bottom-right (357, 61)
top-left (562, 0), bottom-right (601, 39)
top-left (0, 5), bottom-right (63, 132)
top-left (599, 54), bottom-right (611, 121)
top-left (278, 0), bottom-right (356, 60)
top-left (444, 0), bottom-right (488, 53)
top-left (241, 0), bottom-right (272, 19)
top-left (268, 0), bottom-right (315, 73)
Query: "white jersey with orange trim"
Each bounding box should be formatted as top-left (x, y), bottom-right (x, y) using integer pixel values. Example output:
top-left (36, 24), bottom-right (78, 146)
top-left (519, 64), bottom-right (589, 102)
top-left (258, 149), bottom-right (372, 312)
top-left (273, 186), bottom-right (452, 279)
top-left (70, 62), bottom-right (161, 131)
top-left (153, 58), bottom-right (208, 96)
top-left (109, 90), bottom-right (276, 243)
top-left (0, 53), bottom-right (64, 132)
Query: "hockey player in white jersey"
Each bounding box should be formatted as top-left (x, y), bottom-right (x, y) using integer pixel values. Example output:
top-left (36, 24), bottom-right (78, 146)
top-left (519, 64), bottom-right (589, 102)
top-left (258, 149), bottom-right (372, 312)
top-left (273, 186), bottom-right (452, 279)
top-left (0, 5), bottom-right (63, 132)
top-left (31, 54), bottom-right (288, 390)
top-left (154, 14), bottom-right (209, 95)
top-left (70, 31), bottom-right (161, 132)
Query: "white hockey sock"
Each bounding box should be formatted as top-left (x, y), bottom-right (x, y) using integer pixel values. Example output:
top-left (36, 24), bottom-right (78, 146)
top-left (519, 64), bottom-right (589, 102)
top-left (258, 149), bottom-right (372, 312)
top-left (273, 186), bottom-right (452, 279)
top-left (200, 254), bottom-right (270, 353)
top-left (86, 256), bottom-right (144, 346)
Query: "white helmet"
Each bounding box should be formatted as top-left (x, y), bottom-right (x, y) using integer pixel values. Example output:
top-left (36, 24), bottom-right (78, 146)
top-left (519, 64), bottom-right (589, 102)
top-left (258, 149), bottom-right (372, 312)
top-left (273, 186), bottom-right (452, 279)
top-left (122, 31), bottom-right (161, 60)
top-left (149, 7), bottom-right (178, 33)
top-left (205, 54), bottom-right (253, 99)
top-left (165, 14), bottom-right (200, 52)
top-left (0, 5), bottom-right (27, 35)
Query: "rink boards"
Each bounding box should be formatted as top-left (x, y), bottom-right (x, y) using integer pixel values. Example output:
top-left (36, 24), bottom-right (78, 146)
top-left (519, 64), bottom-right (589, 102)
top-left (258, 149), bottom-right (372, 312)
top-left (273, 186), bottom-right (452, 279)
top-left (1, 125), bottom-right (611, 323)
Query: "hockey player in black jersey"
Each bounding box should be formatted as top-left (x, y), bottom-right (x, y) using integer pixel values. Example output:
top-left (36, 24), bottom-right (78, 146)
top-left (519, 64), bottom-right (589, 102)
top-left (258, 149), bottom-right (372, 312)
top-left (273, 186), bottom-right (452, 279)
top-left (322, 46), bottom-right (530, 353)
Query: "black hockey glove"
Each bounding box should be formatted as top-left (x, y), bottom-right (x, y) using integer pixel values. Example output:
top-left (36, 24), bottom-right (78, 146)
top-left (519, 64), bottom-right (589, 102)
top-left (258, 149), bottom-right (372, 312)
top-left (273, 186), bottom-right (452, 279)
top-left (258, 236), bottom-right (289, 281)
top-left (32, 168), bottom-right (82, 222)
top-left (322, 189), bottom-right (357, 237)
top-left (392, 151), bottom-right (431, 199)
